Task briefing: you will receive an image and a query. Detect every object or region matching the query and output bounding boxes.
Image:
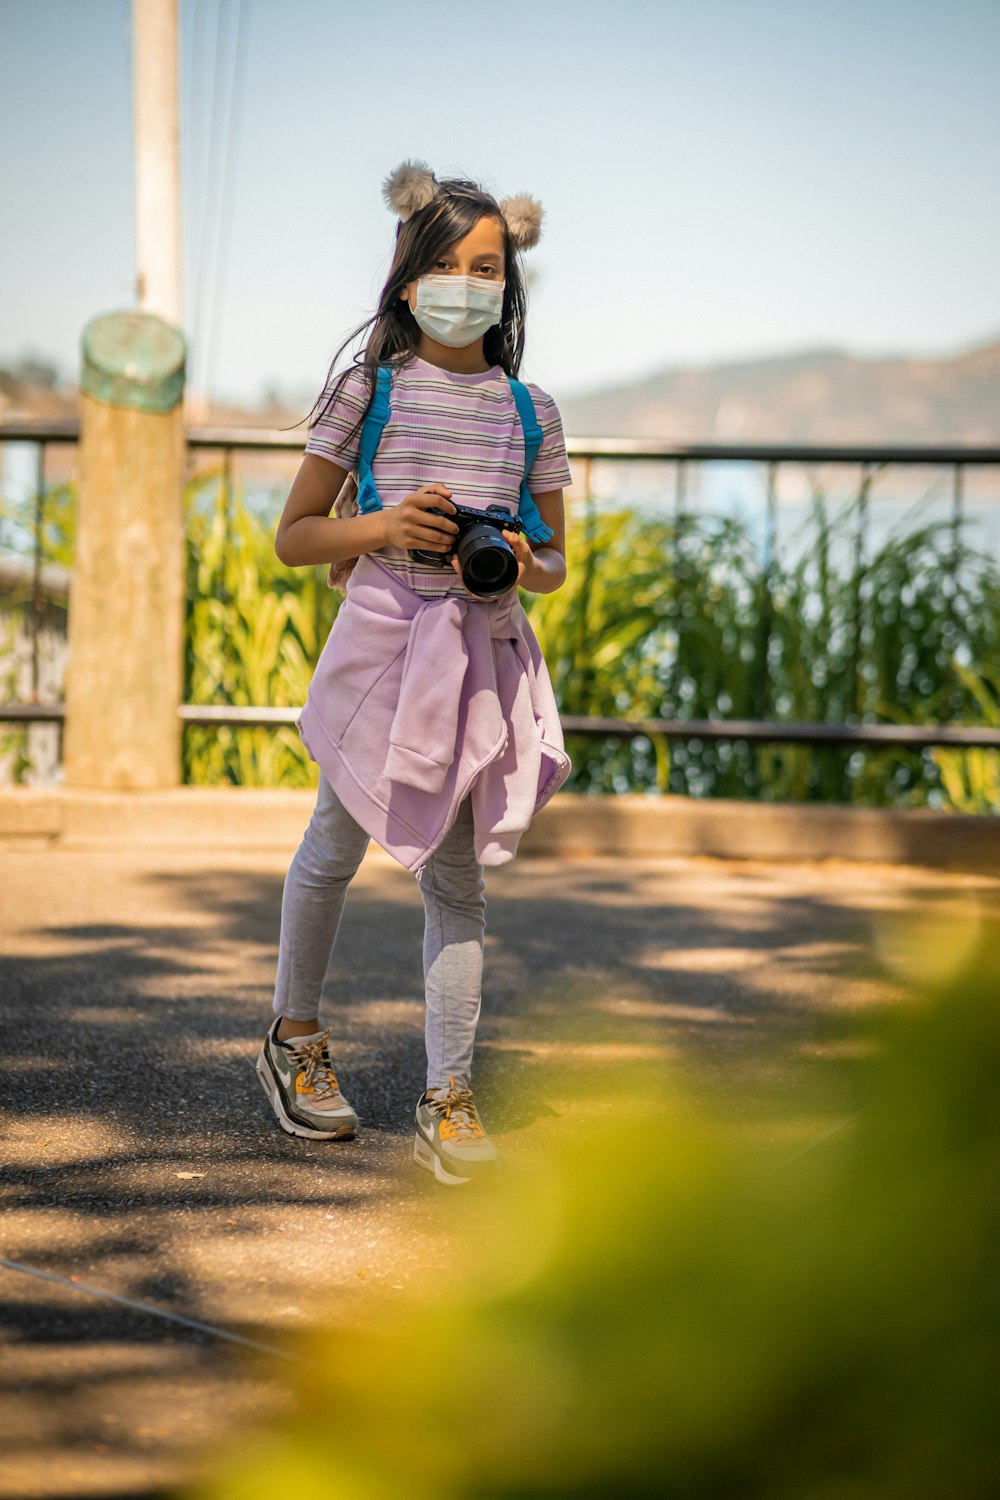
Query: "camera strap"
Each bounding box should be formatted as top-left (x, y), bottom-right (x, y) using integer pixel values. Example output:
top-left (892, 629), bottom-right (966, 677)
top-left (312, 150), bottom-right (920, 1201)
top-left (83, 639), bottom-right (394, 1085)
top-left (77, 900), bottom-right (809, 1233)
top-left (352, 362), bottom-right (555, 546)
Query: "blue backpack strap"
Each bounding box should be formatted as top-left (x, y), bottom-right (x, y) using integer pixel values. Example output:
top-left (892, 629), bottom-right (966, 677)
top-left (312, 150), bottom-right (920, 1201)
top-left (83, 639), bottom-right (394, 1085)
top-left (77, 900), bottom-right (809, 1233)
top-left (506, 376), bottom-right (555, 545)
top-left (354, 363), bottom-right (392, 515)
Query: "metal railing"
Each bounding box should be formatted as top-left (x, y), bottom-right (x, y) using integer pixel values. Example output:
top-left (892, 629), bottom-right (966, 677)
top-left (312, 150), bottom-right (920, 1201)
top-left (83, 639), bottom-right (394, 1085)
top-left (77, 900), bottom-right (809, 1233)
top-left (2, 418), bottom-right (1000, 751)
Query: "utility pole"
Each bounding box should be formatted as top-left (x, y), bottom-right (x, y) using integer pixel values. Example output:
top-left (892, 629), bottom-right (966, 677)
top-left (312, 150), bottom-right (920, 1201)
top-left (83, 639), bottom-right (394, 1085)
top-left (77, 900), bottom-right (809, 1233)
top-left (132, 0), bottom-right (182, 323)
top-left (64, 0), bottom-right (187, 790)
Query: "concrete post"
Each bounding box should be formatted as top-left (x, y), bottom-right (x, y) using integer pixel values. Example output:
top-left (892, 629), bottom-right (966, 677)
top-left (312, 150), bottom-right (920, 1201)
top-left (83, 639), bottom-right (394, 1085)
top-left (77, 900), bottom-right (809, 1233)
top-left (63, 310), bottom-right (187, 789)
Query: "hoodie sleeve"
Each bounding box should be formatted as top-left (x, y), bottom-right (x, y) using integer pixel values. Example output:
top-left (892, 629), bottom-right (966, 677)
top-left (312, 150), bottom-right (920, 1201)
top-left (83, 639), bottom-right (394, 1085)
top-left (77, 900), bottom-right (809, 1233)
top-left (384, 599), bottom-right (469, 794)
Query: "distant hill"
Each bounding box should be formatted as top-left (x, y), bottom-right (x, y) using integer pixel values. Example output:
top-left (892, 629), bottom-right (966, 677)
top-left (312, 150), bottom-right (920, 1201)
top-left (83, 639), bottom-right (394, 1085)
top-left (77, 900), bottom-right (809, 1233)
top-left (0, 356), bottom-right (77, 422)
top-left (4, 333), bottom-right (1000, 444)
top-left (0, 359), bottom-right (307, 431)
top-left (556, 333), bottom-right (1000, 444)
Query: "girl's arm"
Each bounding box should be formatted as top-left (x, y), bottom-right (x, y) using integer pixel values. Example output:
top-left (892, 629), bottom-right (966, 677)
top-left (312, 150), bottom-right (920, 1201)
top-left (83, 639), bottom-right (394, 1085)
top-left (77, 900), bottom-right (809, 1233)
top-left (502, 488), bottom-right (567, 595)
top-left (275, 454), bottom-right (387, 568)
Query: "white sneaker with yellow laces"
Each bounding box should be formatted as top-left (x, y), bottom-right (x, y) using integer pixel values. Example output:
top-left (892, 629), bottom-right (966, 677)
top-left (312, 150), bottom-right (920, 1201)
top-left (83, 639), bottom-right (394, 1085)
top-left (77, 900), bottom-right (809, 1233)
top-left (413, 1074), bottom-right (500, 1185)
top-left (255, 1016), bottom-right (358, 1139)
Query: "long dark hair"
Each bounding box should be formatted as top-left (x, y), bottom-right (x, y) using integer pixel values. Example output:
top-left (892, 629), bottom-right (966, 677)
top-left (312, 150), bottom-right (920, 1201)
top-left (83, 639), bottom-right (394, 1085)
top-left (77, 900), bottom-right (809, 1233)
top-left (284, 175), bottom-right (529, 451)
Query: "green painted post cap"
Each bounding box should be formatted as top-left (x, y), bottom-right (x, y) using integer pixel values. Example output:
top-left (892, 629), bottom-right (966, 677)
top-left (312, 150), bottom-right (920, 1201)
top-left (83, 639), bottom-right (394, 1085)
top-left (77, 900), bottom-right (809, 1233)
top-left (80, 310), bottom-right (187, 414)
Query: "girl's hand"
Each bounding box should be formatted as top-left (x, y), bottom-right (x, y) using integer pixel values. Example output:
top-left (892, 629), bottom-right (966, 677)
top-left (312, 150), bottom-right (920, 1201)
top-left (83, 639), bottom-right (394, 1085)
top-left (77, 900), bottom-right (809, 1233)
top-left (502, 526), bottom-right (534, 590)
top-left (383, 484), bottom-right (459, 552)
top-left (449, 525), bottom-right (533, 596)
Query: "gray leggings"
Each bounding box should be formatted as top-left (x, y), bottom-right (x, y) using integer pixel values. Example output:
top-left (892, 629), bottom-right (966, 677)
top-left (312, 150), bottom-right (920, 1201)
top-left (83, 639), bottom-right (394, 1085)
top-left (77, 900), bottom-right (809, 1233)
top-left (272, 770), bottom-right (487, 1092)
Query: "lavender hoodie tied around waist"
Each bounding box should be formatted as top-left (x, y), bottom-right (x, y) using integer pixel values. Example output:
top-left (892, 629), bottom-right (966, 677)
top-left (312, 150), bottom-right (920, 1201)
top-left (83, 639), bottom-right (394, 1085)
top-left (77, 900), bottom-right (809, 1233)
top-left (295, 552), bottom-right (572, 875)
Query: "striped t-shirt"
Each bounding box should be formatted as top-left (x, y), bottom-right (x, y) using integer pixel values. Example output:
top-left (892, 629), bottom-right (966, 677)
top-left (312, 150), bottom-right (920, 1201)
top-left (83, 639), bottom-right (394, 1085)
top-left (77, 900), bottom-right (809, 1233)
top-left (304, 353), bottom-right (574, 598)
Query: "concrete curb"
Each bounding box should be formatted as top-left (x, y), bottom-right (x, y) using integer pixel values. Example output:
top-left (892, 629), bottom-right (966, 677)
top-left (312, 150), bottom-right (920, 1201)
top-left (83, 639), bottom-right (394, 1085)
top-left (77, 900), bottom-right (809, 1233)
top-left (1, 786), bottom-right (997, 873)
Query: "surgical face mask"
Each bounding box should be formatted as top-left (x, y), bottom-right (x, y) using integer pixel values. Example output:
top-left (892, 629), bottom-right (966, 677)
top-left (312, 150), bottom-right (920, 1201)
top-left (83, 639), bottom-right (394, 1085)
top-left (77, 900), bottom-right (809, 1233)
top-left (409, 273), bottom-right (505, 348)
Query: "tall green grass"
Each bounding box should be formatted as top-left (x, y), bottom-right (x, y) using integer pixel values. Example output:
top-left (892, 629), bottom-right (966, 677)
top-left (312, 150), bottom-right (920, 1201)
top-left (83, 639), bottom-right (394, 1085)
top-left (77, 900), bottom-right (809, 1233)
top-left (182, 465), bottom-right (338, 787)
top-left (2, 467), bottom-right (998, 809)
top-left (525, 488), bottom-right (1000, 811)
top-left (0, 475), bottom-right (75, 781)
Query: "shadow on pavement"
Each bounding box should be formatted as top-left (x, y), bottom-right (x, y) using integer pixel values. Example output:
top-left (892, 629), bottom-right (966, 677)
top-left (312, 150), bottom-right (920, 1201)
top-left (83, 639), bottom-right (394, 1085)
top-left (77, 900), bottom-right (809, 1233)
top-left (2, 844), bottom-right (997, 1497)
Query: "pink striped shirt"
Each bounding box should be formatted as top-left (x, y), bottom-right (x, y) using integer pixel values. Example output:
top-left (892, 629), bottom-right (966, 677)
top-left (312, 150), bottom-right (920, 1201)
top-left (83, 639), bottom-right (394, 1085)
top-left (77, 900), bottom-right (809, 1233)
top-left (304, 353), bottom-right (574, 598)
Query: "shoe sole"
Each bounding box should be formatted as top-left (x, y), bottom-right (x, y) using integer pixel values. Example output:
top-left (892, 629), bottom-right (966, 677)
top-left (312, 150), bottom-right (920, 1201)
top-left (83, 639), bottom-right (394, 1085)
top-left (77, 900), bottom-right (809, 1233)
top-left (255, 1052), bottom-right (358, 1140)
top-left (412, 1129), bottom-right (476, 1185)
top-left (413, 1124), bottom-right (501, 1186)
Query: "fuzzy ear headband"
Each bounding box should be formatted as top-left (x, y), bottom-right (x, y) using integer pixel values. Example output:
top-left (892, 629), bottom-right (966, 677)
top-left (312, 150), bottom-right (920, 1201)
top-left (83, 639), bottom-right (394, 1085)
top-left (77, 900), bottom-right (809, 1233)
top-left (380, 158), bottom-right (543, 252)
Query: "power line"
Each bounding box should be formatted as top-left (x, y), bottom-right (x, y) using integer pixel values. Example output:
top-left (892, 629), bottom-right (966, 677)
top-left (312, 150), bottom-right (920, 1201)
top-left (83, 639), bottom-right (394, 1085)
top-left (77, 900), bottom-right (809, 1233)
top-left (203, 0), bottom-right (251, 405)
top-left (122, 0), bottom-right (136, 302)
top-left (190, 0), bottom-right (233, 403)
top-left (184, 0), bottom-right (208, 344)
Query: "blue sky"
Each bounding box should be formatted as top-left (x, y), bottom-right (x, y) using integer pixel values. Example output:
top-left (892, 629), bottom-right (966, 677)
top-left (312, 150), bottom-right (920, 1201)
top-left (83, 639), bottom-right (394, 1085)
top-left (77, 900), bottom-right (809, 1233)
top-left (3, 0), bottom-right (998, 409)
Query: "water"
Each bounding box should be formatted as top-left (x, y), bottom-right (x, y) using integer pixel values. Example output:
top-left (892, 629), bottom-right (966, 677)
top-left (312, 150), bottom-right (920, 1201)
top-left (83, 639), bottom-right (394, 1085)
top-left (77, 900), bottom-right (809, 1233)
top-left (584, 457), bottom-right (1000, 576)
top-left (3, 440), bottom-right (999, 581)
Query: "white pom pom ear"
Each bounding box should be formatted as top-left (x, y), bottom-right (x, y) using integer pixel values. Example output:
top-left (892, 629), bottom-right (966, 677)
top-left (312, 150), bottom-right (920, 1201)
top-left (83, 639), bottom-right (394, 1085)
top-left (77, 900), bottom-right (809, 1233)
top-left (498, 192), bottom-right (544, 252)
top-left (381, 159), bottom-right (441, 222)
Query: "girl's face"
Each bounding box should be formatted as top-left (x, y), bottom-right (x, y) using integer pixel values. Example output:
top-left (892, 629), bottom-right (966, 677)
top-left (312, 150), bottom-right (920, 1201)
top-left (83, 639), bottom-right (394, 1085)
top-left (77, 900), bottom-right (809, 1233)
top-left (400, 214), bottom-right (506, 312)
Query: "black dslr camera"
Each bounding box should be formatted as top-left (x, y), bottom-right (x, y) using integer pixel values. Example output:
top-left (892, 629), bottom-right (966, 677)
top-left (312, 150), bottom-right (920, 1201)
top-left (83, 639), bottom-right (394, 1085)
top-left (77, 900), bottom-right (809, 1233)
top-left (409, 502), bottom-right (525, 600)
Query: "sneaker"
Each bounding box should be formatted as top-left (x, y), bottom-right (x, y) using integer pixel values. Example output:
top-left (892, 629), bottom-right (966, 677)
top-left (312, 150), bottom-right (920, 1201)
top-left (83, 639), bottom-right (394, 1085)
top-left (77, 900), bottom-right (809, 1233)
top-left (413, 1074), bottom-right (500, 1186)
top-left (255, 1016), bottom-right (358, 1140)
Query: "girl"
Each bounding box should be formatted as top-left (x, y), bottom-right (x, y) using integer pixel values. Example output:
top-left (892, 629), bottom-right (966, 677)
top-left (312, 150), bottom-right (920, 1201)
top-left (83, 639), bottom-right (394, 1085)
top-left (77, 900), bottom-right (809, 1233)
top-left (255, 160), bottom-right (574, 1187)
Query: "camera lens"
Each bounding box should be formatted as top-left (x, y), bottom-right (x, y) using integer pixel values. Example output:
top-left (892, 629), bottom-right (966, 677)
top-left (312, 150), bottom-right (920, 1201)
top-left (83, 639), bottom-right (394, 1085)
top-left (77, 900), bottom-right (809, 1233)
top-left (457, 524), bottom-right (518, 598)
top-left (476, 547), bottom-right (509, 582)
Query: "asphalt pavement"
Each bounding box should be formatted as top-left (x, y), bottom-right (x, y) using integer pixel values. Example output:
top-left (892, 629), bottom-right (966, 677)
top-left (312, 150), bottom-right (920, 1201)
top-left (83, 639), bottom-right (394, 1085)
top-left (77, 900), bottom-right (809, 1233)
top-left (3, 838), bottom-right (997, 1499)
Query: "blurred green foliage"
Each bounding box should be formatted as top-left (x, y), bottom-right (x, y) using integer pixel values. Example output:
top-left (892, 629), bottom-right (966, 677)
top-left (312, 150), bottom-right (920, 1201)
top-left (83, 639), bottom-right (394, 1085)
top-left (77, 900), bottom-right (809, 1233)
top-left (187, 910), bottom-right (1000, 1500)
top-left (526, 490), bottom-right (1000, 809)
top-left (930, 664), bottom-right (1000, 815)
top-left (0, 475), bottom-right (75, 781)
top-left (3, 467), bottom-right (999, 807)
top-left (181, 464), bottom-right (337, 787)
